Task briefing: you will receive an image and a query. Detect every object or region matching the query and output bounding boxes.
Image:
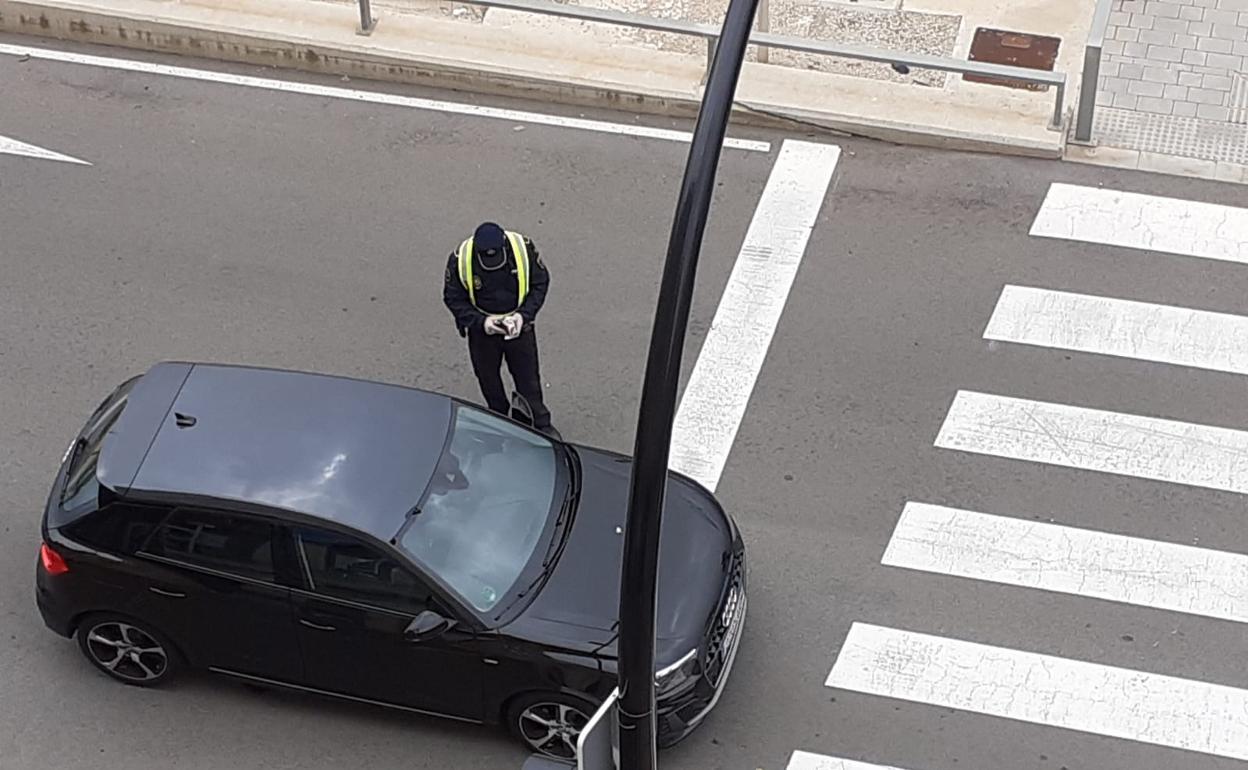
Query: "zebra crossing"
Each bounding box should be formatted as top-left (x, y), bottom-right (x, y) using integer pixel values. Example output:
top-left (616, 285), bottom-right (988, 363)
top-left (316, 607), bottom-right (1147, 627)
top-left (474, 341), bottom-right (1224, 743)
top-left (787, 182), bottom-right (1248, 770)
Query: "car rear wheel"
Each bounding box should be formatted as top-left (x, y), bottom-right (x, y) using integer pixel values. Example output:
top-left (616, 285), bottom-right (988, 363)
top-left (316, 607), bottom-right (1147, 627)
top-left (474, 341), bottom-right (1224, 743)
top-left (76, 614), bottom-right (179, 687)
top-left (505, 691), bottom-right (596, 761)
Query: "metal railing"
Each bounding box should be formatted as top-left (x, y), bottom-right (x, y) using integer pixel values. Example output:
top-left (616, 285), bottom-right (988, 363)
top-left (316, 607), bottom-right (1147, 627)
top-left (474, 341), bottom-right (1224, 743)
top-left (357, 0), bottom-right (377, 33)
top-left (355, 0), bottom-right (1068, 131)
top-left (1072, 0), bottom-right (1113, 143)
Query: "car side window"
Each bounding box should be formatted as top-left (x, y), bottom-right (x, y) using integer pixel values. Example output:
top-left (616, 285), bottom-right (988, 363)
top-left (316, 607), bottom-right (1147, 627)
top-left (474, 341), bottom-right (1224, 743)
top-left (65, 503), bottom-right (170, 554)
top-left (142, 508), bottom-right (275, 582)
top-left (296, 527), bottom-right (431, 615)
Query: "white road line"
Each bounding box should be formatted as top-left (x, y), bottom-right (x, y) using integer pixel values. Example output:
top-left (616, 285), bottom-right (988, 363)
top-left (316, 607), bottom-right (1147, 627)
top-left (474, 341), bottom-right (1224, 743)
top-left (883, 501), bottom-right (1248, 623)
top-left (827, 622), bottom-right (1248, 762)
top-left (788, 751), bottom-right (914, 770)
top-left (935, 390), bottom-right (1248, 495)
top-left (0, 134), bottom-right (91, 165)
top-left (984, 285), bottom-right (1248, 376)
top-left (1030, 182), bottom-right (1248, 265)
top-left (668, 140), bottom-right (839, 491)
top-left (0, 43), bottom-right (769, 153)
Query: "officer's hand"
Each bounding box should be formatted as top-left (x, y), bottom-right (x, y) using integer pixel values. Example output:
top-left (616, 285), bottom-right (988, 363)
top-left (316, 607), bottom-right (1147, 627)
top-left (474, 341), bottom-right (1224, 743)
top-left (496, 311), bottom-right (516, 339)
top-left (484, 316), bottom-right (506, 335)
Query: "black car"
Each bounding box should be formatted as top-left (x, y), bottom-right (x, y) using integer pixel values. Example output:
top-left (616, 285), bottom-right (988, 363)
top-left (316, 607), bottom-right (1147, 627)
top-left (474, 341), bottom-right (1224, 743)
top-left (36, 361), bottom-right (746, 760)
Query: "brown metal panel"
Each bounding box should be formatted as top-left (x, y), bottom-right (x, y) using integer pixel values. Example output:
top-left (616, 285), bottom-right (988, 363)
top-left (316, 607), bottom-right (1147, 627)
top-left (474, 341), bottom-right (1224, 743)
top-left (964, 27), bottom-right (1061, 91)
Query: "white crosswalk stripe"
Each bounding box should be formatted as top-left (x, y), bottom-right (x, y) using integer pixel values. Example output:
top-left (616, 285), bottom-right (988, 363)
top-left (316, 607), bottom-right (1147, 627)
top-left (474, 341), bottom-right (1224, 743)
top-left (787, 751), bottom-right (915, 770)
top-left (796, 187), bottom-right (1248, 768)
top-left (935, 390), bottom-right (1248, 495)
top-left (827, 623), bottom-right (1248, 762)
top-left (1030, 183), bottom-right (1248, 264)
top-left (984, 285), bottom-right (1248, 376)
top-left (669, 140), bottom-right (839, 492)
top-left (883, 501), bottom-right (1248, 624)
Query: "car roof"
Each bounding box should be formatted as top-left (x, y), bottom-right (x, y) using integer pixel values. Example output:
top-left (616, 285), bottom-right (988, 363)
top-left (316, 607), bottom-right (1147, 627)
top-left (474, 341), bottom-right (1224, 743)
top-left (100, 361), bottom-right (453, 541)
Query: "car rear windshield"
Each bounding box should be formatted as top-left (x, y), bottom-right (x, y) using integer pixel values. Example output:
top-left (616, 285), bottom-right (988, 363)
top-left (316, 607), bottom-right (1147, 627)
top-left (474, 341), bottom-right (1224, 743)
top-left (61, 377), bottom-right (138, 512)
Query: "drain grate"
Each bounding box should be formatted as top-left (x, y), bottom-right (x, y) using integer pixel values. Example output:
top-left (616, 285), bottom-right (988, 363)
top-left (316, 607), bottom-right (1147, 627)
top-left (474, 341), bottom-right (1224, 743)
top-left (964, 28), bottom-right (1060, 91)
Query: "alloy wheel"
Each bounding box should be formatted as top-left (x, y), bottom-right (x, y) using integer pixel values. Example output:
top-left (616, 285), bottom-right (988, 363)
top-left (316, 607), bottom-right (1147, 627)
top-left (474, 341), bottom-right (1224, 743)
top-left (83, 621), bottom-right (170, 683)
top-left (517, 701), bottom-right (591, 759)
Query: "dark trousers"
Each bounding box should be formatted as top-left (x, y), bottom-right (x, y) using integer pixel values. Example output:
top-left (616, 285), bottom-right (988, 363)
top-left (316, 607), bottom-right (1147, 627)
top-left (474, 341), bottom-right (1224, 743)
top-left (467, 327), bottom-right (551, 428)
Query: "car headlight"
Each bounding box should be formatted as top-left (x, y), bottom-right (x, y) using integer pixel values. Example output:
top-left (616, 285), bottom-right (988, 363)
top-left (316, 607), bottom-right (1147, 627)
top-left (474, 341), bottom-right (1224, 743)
top-left (655, 647), bottom-right (699, 695)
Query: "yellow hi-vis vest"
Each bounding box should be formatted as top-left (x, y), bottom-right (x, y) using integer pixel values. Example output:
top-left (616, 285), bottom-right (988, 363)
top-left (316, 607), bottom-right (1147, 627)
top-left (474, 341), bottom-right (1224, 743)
top-left (456, 231), bottom-right (530, 312)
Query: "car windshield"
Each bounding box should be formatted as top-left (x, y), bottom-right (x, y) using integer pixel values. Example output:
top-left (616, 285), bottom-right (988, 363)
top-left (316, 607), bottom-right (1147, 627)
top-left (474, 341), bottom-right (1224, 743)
top-left (397, 405), bottom-right (561, 613)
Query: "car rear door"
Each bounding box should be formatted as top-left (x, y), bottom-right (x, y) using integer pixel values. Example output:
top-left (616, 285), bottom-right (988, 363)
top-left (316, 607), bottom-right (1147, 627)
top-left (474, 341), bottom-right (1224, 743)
top-left (287, 525), bottom-right (485, 721)
top-left (134, 506), bottom-right (303, 682)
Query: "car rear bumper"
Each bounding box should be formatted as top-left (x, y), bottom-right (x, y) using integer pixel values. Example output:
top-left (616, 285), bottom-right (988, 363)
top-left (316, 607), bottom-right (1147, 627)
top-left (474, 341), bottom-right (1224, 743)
top-left (35, 567), bottom-right (75, 638)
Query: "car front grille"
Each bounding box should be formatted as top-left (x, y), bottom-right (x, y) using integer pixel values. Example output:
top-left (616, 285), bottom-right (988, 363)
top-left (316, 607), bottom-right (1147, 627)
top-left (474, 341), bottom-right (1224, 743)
top-left (703, 550), bottom-right (744, 686)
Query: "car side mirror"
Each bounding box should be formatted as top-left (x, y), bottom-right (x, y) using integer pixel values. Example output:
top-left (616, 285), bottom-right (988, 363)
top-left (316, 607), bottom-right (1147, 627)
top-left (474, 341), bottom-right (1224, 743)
top-left (404, 610), bottom-right (456, 642)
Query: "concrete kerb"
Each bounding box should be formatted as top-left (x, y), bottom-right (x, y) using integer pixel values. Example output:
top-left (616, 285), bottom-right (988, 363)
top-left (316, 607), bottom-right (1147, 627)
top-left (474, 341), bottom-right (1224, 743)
top-left (734, 100), bottom-right (1066, 157)
top-left (0, 1), bottom-right (702, 117)
top-left (0, 0), bottom-right (1067, 157)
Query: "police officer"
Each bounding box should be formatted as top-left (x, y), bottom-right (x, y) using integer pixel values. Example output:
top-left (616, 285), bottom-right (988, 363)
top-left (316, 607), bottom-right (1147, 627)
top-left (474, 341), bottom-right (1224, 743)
top-left (443, 222), bottom-right (556, 436)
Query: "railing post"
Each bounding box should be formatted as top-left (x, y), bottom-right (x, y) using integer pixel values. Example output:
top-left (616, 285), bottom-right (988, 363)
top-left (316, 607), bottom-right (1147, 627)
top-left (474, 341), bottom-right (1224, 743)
top-left (1073, 0), bottom-right (1112, 143)
top-left (703, 37), bottom-right (718, 82)
top-left (1052, 78), bottom-right (1066, 131)
top-left (756, 0), bottom-right (769, 63)
top-left (357, 0), bottom-right (377, 35)
top-left (1072, 44), bottom-right (1100, 142)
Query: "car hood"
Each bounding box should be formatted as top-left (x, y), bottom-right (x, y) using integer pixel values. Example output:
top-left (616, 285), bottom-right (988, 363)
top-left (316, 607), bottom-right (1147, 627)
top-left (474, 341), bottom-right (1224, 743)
top-left (508, 445), bottom-right (733, 651)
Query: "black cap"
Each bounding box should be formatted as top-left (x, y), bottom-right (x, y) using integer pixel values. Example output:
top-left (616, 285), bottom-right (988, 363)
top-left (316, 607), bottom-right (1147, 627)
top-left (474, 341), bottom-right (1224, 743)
top-left (474, 222), bottom-right (506, 251)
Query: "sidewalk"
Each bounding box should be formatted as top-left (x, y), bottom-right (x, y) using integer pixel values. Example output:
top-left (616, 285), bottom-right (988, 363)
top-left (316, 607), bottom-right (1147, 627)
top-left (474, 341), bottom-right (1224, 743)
top-left (0, 0), bottom-right (1092, 156)
top-left (566, 0), bottom-right (1248, 179)
top-left (1065, 0), bottom-right (1248, 181)
top-left (6, 0), bottom-right (1243, 173)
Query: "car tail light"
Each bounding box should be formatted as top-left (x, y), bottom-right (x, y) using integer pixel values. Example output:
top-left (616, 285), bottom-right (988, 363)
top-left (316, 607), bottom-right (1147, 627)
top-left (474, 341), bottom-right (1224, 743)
top-left (40, 543), bottom-right (69, 575)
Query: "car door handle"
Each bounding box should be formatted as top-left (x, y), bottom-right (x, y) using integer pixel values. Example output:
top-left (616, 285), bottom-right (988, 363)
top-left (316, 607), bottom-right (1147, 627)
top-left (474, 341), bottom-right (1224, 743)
top-left (148, 586), bottom-right (186, 598)
top-left (299, 618), bottom-right (336, 632)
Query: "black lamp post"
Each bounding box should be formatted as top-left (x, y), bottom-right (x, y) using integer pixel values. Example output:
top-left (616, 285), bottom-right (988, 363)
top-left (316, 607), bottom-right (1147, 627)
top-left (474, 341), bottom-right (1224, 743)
top-left (614, 0), bottom-right (762, 767)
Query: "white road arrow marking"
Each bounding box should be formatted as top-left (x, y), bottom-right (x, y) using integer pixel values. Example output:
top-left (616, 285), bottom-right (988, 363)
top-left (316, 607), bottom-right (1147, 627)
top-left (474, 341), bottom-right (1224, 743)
top-left (0, 134), bottom-right (91, 165)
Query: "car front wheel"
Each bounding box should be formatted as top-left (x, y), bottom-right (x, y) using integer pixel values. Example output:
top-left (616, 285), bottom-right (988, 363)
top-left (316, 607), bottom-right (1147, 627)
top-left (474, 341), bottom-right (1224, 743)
top-left (76, 613), bottom-right (179, 687)
top-left (506, 691), bottom-right (596, 761)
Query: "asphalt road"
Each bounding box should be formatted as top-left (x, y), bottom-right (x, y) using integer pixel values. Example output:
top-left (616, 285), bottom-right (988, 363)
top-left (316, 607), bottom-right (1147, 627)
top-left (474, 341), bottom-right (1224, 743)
top-left (3, 34), bottom-right (1248, 770)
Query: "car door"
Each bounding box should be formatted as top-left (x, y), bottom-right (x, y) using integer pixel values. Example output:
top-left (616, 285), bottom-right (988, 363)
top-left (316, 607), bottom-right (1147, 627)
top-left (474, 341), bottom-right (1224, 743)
top-left (288, 525), bottom-right (485, 721)
top-left (134, 506), bottom-right (302, 682)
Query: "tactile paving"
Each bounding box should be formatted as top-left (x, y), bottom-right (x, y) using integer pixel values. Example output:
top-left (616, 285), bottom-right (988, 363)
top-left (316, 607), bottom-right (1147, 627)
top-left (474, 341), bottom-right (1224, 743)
top-left (1091, 107), bottom-right (1248, 165)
